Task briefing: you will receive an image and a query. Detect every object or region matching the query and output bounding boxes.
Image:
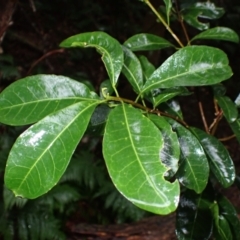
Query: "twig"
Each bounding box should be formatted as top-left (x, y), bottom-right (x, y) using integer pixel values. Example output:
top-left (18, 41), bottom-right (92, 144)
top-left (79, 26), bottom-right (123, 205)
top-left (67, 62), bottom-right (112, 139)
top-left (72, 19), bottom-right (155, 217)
top-left (27, 49), bottom-right (65, 75)
top-left (198, 101), bottom-right (209, 133)
top-left (29, 0), bottom-right (36, 12)
top-left (209, 110), bottom-right (223, 135)
top-left (106, 95), bottom-right (189, 128)
top-left (174, 0), bottom-right (190, 44)
top-left (143, 0), bottom-right (184, 48)
top-left (219, 134), bottom-right (235, 142)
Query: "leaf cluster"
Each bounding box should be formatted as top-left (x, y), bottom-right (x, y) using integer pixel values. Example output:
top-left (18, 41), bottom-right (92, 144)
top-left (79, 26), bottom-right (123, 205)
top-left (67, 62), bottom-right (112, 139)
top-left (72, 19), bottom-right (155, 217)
top-left (0, 0), bottom-right (240, 239)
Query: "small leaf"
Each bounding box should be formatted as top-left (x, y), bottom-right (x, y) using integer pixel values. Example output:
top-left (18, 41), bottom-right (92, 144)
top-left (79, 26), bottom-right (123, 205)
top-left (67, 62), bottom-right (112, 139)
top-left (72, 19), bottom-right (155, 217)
top-left (191, 27), bottom-right (239, 43)
top-left (142, 46), bottom-right (232, 94)
top-left (234, 94), bottom-right (240, 107)
top-left (214, 215), bottom-right (233, 240)
top-left (167, 119), bottom-right (209, 193)
top-left (148, 114), bottom-right (180, 178)
top-left (121, 46), bottom-right (144, 93)
top-left (150, 87), bottom-right (190, 108)
top-left (124, 33), bottom-right (174, 51)
top-left (191, 127), bottom-right (235, 188)
top-left (182, 2), bottom-right (225, 30)
top-left (0, 75), bottom-right (99, 126)
top-left (176, 189), bottom-right (213, 240)
top-left (99, 79), bottom-right (114, 98)
top-left (218, 195), bottom-right (240, 240)
top-left (103, 104), bottom-right (180, 215)
top-left (163, 0), bottom-right (172, 25)
top-left (60, 31), bottom-right (124, 87)
top-left (161, 99), bottom-right (183, 119)
top-left (138, 55), bottom-right (155, 82)
top-left (4, 101), bottom-right (99, 199)
top-left (216, 96), bottom-right (238, 123)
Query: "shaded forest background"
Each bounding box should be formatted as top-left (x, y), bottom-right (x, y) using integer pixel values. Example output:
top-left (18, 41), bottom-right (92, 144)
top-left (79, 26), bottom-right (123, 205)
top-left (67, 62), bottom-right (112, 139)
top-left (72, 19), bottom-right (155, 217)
top-left (0, 0), bottom-right (240, 239)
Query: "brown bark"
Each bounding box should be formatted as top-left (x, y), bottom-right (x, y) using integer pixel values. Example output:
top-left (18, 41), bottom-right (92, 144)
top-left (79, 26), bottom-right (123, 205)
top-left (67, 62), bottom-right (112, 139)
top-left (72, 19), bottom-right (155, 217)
top-left (67, 214), bottom-right (177, 240)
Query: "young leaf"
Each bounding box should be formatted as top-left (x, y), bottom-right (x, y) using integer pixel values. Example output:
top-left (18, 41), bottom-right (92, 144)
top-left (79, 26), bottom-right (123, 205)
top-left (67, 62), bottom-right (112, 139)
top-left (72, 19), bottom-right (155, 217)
top-left (148, 114), bottom-right (180, 178)
top-left (214, 215), bottom-right (233, 240)
top-left (167, 119), bottom-right (209, 193)
top-left (124, 33), bottom-right (174, 51)
top-left (4, 101), bottom-right (99, 199)
top-left (121, 46), bottom-right (144, 94)
top-left (142, 46), bottom-right (232, 94)
top-left (191, 127), bottom-right (235, 188)
top-left (163, 0), bottom-right (172, 25)
top-left (217, 195), bottom-right (240, 240)
top-left (191, 27), bottom-right (239, 43)
top-left (0, 75), bottom-right (99, 126)
top-left (60, 31), bottom-right (124, 87)
top-left (176, 189), bottom-right (213, 240)
top-left (215, 96), bottom-right (238, 123)
top-left (103, 103), bottom-right (180, 215)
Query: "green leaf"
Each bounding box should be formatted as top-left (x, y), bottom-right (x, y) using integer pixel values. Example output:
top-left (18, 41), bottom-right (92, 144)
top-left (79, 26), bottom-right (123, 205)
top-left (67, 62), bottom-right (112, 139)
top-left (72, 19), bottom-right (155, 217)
top-left (142, 46), bottom-right (232, 94)
top-left (148, 114), bottom-right (180, 178)
top-left (4, 101), bottom-right (99, 199)
top-left (176, 189), bottom-right (213, 240)
top-left (218, 195), bottom-right (240, 240)
top-left (191, 27), bottom-right (239, 43)
top-left (161, 100), bottom-right (183, 119)
top-left (167, 120), bottom-right (209, 193)
top-left (215, 96), bottom-right (238, 123)
top-left (212, 84), bottom-right (226, 97)
top-left (103, 104), bottom-right (180, 215)
top-left (150, 87), bottom-right (190, 108)
top-left (234, 94), bottom-right (240, 107)
top-left (124, 33), bottom-right (174, 51)
top-left (0, 75), bottom-right (99, 126)
top-left (229, 118), bottom-right (240, 144)
top-left (191, 127), bottom-right (235, 188)
top-left (214, 215), bottom-right (233, 240)
top-left (121, 46), bottom-right (144, 93)
top-left (60, 31), bottom-right (124, 87)
top-left (138, 56), bottom-right (155, 82)
top-left (163, 0), bottom-right (172, 25)
top-left (182, 2), bottom-right (225, 30)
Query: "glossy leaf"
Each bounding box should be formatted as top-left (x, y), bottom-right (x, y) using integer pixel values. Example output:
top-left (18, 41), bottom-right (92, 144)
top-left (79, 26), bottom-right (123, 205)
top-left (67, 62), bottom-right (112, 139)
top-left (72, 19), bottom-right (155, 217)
top-left (150, 87), bottom-right (190, 108)
top-left (214, 215), bottom-right (233, 240)
top-left (124, 33), bottom-right (174, 51)
top-left (161, 99), bottom-right (183, 119)
top-left (229, 118), bottom-right (240, 144)
top-left (182, 2), bottom-right (225, 30)
top-left (168, 120), bottom-right (209, 193)
top-left (176, 189), bottom-right (213, 240)
top-left (191, 127), bottom-right (235, 188)
top-left (234, 94), bottom-right (240, 107)
top-left (121, 46), bottom-right (144, 93)
top-left (4, 101), bottom-right (99, 199)
top-left (0, 75), bottom-right (99, 126)
top-left (148, 114), bottom-right (180, 178)
top-left (191, 27), bottom-right (239, 43)
top-left (163, 0), bottom-right (172, 25)
top-left (142, 46), bottom-right (232, 94)
top-left (87, 104), bottom-right (111, 135)
top-left (103, 103), bottom-right (180, 215)
top-left (139, 55), bottom-right (155, 83)
top-left (218, 195), bottom-right (240, 240)
top-left (216, 96), bottom-right (238, 123)
top-left (60, 31), bottom-right (124, 87)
